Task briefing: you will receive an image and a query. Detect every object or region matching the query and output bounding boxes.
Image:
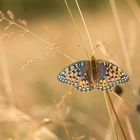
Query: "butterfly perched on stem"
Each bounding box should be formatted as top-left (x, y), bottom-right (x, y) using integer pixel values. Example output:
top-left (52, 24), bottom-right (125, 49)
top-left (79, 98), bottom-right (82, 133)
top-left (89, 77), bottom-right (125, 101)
top-left (57, 56), bottom-right (129, 93)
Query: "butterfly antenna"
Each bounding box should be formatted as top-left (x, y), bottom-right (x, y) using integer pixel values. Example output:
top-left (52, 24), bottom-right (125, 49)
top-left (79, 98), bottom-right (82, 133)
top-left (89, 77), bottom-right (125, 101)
top-left (74, 0), bottom-right (96, 57)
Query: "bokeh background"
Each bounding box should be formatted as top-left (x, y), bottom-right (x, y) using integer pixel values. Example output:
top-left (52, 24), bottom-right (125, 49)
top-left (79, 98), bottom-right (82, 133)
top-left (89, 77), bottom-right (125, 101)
top-left (0, 0), bottom-right (140, 140)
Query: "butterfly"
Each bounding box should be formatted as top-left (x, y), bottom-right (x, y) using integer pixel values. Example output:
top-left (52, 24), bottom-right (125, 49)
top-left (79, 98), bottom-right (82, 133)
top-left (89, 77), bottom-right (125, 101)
top-left (57, 56), bottom-right (129, 93)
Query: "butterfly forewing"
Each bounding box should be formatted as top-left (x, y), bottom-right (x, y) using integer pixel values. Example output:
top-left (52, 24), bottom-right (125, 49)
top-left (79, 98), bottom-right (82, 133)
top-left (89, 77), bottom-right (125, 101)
top-left (95, 60), bottom-right (129, 91)
top-left (57, 60), bottom-right (94, 92)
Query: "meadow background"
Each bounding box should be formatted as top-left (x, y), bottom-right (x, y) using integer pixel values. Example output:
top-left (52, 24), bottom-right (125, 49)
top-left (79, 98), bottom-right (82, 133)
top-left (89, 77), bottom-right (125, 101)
top-left (0, 0), bottom-right (140, 140)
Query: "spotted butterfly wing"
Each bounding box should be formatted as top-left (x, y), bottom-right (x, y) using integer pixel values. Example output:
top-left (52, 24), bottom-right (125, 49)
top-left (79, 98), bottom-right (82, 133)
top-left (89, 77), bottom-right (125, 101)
top-left (95, 60), bottom-right (129, 91)
top-left (57, 60), bottom-right (94, 92)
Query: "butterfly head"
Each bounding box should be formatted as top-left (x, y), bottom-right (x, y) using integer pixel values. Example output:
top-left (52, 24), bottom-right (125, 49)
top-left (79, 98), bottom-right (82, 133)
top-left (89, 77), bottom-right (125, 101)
top-left (91, 55), bottom-right (96, 61)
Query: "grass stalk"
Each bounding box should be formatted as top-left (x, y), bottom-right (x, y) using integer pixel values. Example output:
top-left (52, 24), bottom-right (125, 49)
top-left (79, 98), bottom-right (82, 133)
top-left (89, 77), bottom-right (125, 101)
top-left (106, 92), bottom-right (127, 140)
top-left (56, 49), bottom-right (75, 62)
top-left (104, 93), bottom-right (119, 140)
top-left (0, 40), bottom-right (15, 106)
top-left (112, 91), bottom-right (135, 112)
top-left (1, 13), bottom-right (74, 63)
top-left (64, 0), bottom-right (90, 60)
top-left (124, 111), bottom-right (136, 140)
top-left (126, 0), bottom-right (140, 24)
top-left (109, 0), bottom-right (133, 77)
top-left (74, 0), bottom-right (95, 56)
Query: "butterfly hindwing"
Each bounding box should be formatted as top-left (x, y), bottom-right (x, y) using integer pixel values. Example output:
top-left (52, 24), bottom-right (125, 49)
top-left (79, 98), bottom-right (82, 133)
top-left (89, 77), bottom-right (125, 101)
top-left (74, 75), bottom-right (94, 93)
top-left (57, 60), bottom-right (94, 92)
top-left (95, 60), bottom-right (129, 91)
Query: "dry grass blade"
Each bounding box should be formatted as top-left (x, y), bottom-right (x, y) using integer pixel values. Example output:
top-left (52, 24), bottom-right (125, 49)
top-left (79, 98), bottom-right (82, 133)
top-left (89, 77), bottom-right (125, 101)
top-left (109, 0), bottom-right (133, 77)
top-left (0, 10), bottom-right (4, 17)
top-left (104, 93), bottom-right (119, 140)
top-left (105, 91), bottom-right (136, 140)
top-left (126, 0), bottom-right (140, 24)
top-left (107, 92), bottom-right (127, 140)
top-left (124, 112), bottom-right (136, 140)
top-left (112, 91), bottom-right (136, 112)
top-left (128, 20), bottom-right (136, 59)
top-left (0, 10), bottom-right (74, 65)
top-left (0, 39), bottom-right (14, 106)
top-left (64, 0), bottom-right (90, 60)
top-left (104, 94), bottom-right (122, 140)
top-left (74, 0), bottom-right (95, 56)
top-left (20, 43), bottom-right (57, 70)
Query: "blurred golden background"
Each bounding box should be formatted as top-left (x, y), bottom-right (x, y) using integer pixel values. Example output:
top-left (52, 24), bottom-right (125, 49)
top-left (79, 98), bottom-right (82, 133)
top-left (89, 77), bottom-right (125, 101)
top-left (0, 0), bottom-right (140, 140)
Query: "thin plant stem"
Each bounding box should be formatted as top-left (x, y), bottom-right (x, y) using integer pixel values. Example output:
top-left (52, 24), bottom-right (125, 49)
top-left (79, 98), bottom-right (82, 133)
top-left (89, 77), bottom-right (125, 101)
top-left (104, 93), bottom-right (119, 140)
top-left (56, 92), bottom-right (68, 110)
top-left (2, 11), bottom-right (73, 139)
top-left (124, 111), bottom-right (136, 140)
top-left (106, 91), bottom-right (127, 140)
top-left (109, 0), bottom-right (133, 77)
top-left (0, 40), bottom-right (15, 107)
top-left (1, 14), bottom-right (75, 63)
top-left (109, 0), bottom-right (138, 98)
top-left (49, 89), bottom-right (72, 140)
top-left (64, 0), bottom-right (90, 60)
top-left (58, 113), bottom-right (70, 140)
top-left (56, 49), bottom-right (75, 62)
top-left (112, 91), bottom-right (136, 112)
top-left (104, 93), bottom-right (123, 140)
top-left (126, 0), bottom-right (140, 24)
top-left (2, 17), bottom-right (51, 46)
top-left (74, 0), bottom-right (95, 56)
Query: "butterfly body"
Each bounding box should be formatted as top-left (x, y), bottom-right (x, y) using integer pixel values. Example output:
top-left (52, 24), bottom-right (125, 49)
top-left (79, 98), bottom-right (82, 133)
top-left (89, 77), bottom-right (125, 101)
top-left (57, 56), bottom-right (129, 93)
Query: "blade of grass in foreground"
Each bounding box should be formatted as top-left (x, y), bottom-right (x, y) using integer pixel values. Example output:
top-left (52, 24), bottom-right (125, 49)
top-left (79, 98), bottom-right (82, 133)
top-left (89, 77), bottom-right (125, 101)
top-left (74, 0), bottom-right (96, 57)
top-left (109, 0), bottom-right (132, 77)
top-left (64, 0), bottom-right (90, 60)
top-left (104, 93), bottom-right (119, 140)
top-left (106, 92), bottom-right (127, 140)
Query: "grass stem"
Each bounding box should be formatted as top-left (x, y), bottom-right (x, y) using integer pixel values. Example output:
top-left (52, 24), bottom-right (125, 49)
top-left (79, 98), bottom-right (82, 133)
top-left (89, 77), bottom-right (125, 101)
top-left (0, 40), bottom-right (15, 106)
top-left (64, 0), bottom-right (90, 60)
top-left (104, 93), bottom-right (119, 140)
top-left (2, 14), bottom-right (74, 63)
top-left (109, 0), bottom-right (132, 77)
top-left (106, 92), bottom-right (127, 140)
top-left (74, 0), bottom-right (95, 57)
